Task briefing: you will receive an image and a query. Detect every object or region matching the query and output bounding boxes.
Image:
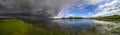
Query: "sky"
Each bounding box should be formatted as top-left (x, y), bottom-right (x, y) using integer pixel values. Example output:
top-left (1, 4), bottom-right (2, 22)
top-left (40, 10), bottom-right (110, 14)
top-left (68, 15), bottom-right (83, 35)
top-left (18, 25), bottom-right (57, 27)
top-left (55, 0), bottom-right (120, 18)
top-left (0, 0), bottom-right (80, 18)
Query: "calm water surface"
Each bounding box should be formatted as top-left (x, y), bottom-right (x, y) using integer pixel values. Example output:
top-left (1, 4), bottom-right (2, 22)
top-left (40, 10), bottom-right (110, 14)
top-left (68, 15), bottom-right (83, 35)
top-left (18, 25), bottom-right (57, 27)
top-left (25, 19), bottom-right (120, 35)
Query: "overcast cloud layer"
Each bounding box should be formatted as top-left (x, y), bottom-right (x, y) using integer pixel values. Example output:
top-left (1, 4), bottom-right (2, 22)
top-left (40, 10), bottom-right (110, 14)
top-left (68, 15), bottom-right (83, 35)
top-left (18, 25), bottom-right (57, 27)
top-left (0, 0), bottom-right (80, 18)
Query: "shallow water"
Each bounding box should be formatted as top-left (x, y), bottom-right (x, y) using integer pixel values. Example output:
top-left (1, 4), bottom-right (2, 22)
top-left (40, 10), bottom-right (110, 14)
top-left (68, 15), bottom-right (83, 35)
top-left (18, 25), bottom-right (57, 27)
top-left (24, 19), bottom-right (120, 35)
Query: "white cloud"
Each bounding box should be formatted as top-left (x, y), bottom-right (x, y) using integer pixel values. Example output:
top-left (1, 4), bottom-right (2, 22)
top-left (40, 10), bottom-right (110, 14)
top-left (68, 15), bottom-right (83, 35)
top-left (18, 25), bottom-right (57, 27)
top-left (76, 4), bottom-right (85, 9)
top-left (76, 4), bottom-right (83, 7)
top-left (88, 12), bottom-right (92, 15)
top-left (55, 0), bottom-right (120, 18)
top-left (75, 0), bottom-right (105, 10)
top-left (85, 0), bottom-right (104, 5)
top-left (92, 8), bottom-right (112, 17)
top-left (92, 8), bottom-right (120, 17)
top-left (65, 14), bottom-right (76, 17)
top-left (92, 0), bottom-right (120, 17)
top-left (78, 7), bottom-right (85, 9)
top-left (96, 0), bottom-right (119, 10)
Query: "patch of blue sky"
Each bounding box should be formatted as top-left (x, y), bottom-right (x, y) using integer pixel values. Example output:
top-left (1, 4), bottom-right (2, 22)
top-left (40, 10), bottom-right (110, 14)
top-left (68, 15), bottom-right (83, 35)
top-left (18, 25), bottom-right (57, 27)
top-left (56, 0), bottom-right (120, 18)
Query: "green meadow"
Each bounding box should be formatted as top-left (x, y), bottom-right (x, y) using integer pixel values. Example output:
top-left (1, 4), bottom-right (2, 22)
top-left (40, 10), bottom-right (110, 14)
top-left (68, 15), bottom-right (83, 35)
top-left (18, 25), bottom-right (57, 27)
top-left (0, 18), bottom-right (69, 35)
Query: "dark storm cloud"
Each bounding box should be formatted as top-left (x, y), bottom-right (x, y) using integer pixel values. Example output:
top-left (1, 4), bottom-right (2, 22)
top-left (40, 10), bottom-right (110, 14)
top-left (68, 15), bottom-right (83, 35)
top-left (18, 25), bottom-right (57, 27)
top-left (0, 0), bottom-right (80, 18)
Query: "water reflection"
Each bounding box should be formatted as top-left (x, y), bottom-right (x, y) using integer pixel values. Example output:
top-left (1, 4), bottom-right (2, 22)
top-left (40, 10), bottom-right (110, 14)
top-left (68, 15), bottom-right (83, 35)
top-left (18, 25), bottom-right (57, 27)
top-left (52, 19), bottom-right (95, 31)
top-left (50, 19), bottom-right (110, 35)
top-left (25, 19), bottom-right (120, 35)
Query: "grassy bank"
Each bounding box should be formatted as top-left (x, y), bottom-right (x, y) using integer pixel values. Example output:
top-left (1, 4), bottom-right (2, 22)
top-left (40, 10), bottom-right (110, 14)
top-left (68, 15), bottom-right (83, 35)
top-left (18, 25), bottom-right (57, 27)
top-left (95, 15), bottom-right (120, 34)
top-left (0, 18), bottom-right (69, 35)
top-left (96, 15), bottom-right (120, 22)
top-left (0, 18), bottom-right (33, 35)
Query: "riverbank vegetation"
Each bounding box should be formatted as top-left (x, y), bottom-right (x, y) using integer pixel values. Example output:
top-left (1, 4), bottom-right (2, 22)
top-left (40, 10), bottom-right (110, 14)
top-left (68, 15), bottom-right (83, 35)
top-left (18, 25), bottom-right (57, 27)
top-left (96, 15), bottom-right (120, 22)
top-left (95, 15), bottom-right (120, 34)
top-left (62, 16), bottom-right (83, 19)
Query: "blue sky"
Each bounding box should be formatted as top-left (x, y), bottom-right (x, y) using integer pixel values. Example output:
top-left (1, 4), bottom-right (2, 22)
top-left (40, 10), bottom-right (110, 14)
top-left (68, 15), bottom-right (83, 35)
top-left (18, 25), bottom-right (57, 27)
top-left (55, 0), bottom-right (120, 18)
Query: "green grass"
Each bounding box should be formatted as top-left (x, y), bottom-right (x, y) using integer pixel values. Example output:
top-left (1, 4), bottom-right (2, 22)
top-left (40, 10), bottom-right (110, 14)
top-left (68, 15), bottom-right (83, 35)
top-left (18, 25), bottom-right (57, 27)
top-left (0, 18), bottom-right (69, 35)
top-left (96, 15), bottom-right (120, 22)
top-left (0, 18), bottom-right (33, 35)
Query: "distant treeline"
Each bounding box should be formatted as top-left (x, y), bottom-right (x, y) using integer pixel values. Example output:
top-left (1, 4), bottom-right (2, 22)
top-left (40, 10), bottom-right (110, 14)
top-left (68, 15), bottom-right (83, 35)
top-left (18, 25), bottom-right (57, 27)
top-left (59, 15), bottom-right (120, 21)
top-left (96, 15), bottom-right (120, 21)
top-left (62, 17), bottom-right (83, 19)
